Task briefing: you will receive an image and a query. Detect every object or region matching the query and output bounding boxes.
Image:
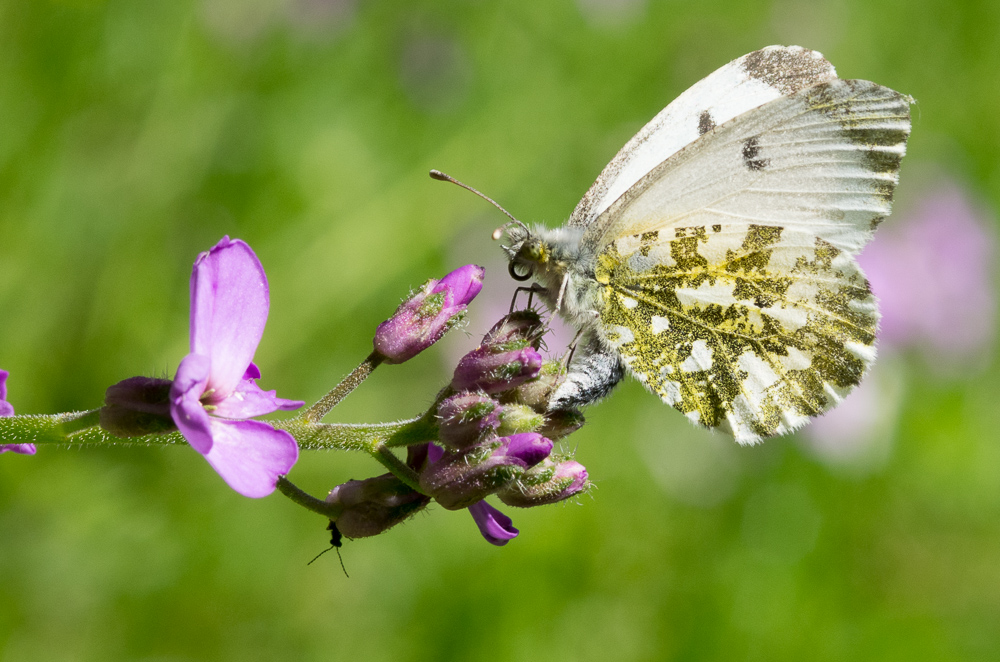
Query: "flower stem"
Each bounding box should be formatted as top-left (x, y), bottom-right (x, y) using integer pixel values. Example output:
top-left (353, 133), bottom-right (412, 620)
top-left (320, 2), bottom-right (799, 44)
top-left (276, 476), bottom-right (344, 519)
top-left (0, 410), bottom-right (185, 446)
top-left (369, 444), bottom-right (423, 492)
top-left (300, 352), bottom-right (384, 423)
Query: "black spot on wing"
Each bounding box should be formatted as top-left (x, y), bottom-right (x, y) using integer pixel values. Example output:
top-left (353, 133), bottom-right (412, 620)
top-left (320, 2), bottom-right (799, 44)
top-left (742, 136), bottom-right (769, 171)
top-left (698, 109), bottom-right (715, 135)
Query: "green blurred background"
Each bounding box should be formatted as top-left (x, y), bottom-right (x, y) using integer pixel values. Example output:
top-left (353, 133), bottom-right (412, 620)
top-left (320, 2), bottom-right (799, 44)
top-left (2, 0), bottom-right (1000, 659)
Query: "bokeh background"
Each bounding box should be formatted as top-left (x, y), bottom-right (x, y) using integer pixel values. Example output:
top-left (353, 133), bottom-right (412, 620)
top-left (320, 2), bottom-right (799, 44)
top-left (2, 0), bottom-right (999, 659)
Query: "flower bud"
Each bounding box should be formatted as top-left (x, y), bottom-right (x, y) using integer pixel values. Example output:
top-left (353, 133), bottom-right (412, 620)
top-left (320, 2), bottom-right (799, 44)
top-left (420, 433), bottom-right (553, 510)
top-left (468, 500), bottom-right (519, 546)
top-left (373, 264), bottom-right (485, 364)
top-left (99, 376), bottom-right (177, 437)
top-left (326, 473), bottom-right (430, 538)
top-left (451, 345), bottom-right (543, 394)
top-left (538, 408), bottom-right (585, 440)
top-left (482, 310), bottom-right (545, 349)
top-left (498, 457), bottom-right (590, 507)
top-left (503, 432), bottom-right (553, 466)
top-left (436, 264), bottom-right (485, 306)
top-left (501, 360), bottom-right (565, 411)
top-left (497, 404), bottom-right (544, 435)
top-left (436, 392), bottom-right (500, 449)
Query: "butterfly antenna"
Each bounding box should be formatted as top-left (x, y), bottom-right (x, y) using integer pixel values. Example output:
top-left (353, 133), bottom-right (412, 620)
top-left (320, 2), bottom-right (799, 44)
top-left (428, 169), bottom-right (527, 239)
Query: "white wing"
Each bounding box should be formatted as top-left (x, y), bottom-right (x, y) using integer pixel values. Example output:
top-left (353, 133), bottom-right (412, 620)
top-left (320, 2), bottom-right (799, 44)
top-left (568, 45), bottom-right (838, 228)
top-left (582, 78), bottom-right (912, 255)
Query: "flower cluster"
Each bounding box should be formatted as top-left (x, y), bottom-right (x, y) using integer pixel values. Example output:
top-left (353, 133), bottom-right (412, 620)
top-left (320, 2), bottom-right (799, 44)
top-left (335, 309), bottom-right (591, 545)
top-left (1, 239), bottom-right (593, 550)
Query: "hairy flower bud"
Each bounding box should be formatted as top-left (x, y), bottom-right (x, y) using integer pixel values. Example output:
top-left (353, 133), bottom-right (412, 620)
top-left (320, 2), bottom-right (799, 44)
top-left (374, 264), bottom-right (484, 364)
top-left (326, 473), bottom-right (431, 538)
top-left (420, 433), bottom-right (553, 510)
top-left (437, 392), bottom-right (500, 449)
top-left (100, 376), bottom-right (177, 437)
top-left (538, 408), bottom-right (585, 440)
top-left (497, 404), bottom-right (544, 436)
top-left (482, 310), bottom-right (545, 348)
top-left (451, 345), bottom-right (543, 394)
top-left (498, 457), bottom-right (589, 507)
top-left (501, 360), bottom-right (565, 411)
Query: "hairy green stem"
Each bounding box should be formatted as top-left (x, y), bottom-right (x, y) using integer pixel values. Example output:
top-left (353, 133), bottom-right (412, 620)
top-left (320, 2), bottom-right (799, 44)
top-left (0, 411), bottom-right (185, 446)
top-left (301, 352), bottom-right (384, 423)
top-left (368, 444), bottom-right (423, 491)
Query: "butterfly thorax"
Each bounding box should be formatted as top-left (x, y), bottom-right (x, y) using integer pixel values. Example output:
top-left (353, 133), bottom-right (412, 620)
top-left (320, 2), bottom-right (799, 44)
top-left (505, 225), bottom-right (603, 330)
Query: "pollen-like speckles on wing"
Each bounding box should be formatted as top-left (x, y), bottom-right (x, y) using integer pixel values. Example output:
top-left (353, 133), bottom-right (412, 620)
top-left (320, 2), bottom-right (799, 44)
top-left (595, 223), bottom-right (878, 444)
top-left (698, 109), bottom-right (716, 135)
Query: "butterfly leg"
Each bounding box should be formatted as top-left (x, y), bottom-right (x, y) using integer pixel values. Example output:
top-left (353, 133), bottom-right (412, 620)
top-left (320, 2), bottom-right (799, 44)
top-left (509, 283), bottom-right (546, 313)
top-left (553, 273), bottom-right (570, 314)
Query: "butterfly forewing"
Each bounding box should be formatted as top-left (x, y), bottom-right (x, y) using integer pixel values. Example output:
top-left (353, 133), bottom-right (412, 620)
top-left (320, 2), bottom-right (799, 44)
top-left (594, 224), bottom-right (878, 444)
top-left (569, 46), bottom-right (838, 229)
top-left (583, 78), bottom-right (912, 254)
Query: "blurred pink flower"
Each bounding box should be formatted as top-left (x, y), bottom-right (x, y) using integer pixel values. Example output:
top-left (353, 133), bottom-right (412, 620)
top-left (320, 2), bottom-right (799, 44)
top-left (860, 181), bottom-right (996, 364)
top-left (806, 177), bottom-right (997, 465)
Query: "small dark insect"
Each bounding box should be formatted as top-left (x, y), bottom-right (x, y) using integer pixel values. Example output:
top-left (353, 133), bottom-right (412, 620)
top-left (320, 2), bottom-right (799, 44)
top-left (308, 521), bottom-right (349, 577)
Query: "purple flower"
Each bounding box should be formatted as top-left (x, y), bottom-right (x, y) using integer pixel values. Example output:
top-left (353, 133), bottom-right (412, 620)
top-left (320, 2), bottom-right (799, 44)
top-left (170, 237), bottom-right (304, 498)
top-left (468, 500), bottom-right (519, 546)
top-left (374, 264), bottom-right (485, 364)
top-left (0, 370), bottom-right (35, 455)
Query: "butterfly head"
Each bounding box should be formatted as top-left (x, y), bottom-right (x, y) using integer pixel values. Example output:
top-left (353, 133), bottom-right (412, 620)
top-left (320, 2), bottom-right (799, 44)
top-left (497, 223), bottom-right (588, 305)
top-left (500, 224), bottom-right (550, 282)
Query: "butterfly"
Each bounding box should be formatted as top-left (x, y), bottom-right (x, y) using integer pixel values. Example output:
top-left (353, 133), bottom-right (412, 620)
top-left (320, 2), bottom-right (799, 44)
top-left (496, 45), bottom-right (912, 445)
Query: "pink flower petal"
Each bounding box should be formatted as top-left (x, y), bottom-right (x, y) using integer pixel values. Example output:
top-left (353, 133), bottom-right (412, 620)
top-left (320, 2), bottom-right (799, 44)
top-left (212, 378), bottom-right (304, 419)
top-left (170, 353), bottom-right (214, 454)
top-left (200, 418), bottom-right (299, 497)
top-left (189, 237), bottom-right (270, 399)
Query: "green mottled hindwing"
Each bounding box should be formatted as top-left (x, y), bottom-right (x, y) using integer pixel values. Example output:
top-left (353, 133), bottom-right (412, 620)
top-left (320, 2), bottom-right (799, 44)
top-left (595, 223), bottom-right (877, 444)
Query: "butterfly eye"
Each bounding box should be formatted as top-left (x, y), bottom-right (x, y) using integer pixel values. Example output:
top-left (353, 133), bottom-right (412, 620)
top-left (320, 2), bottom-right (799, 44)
top-left (509, 261), bottom-right (533, 282)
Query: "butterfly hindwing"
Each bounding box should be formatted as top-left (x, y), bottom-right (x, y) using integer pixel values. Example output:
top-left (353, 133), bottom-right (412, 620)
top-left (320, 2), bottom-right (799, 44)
top-left (594, 223), bottom-right (878, 444)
